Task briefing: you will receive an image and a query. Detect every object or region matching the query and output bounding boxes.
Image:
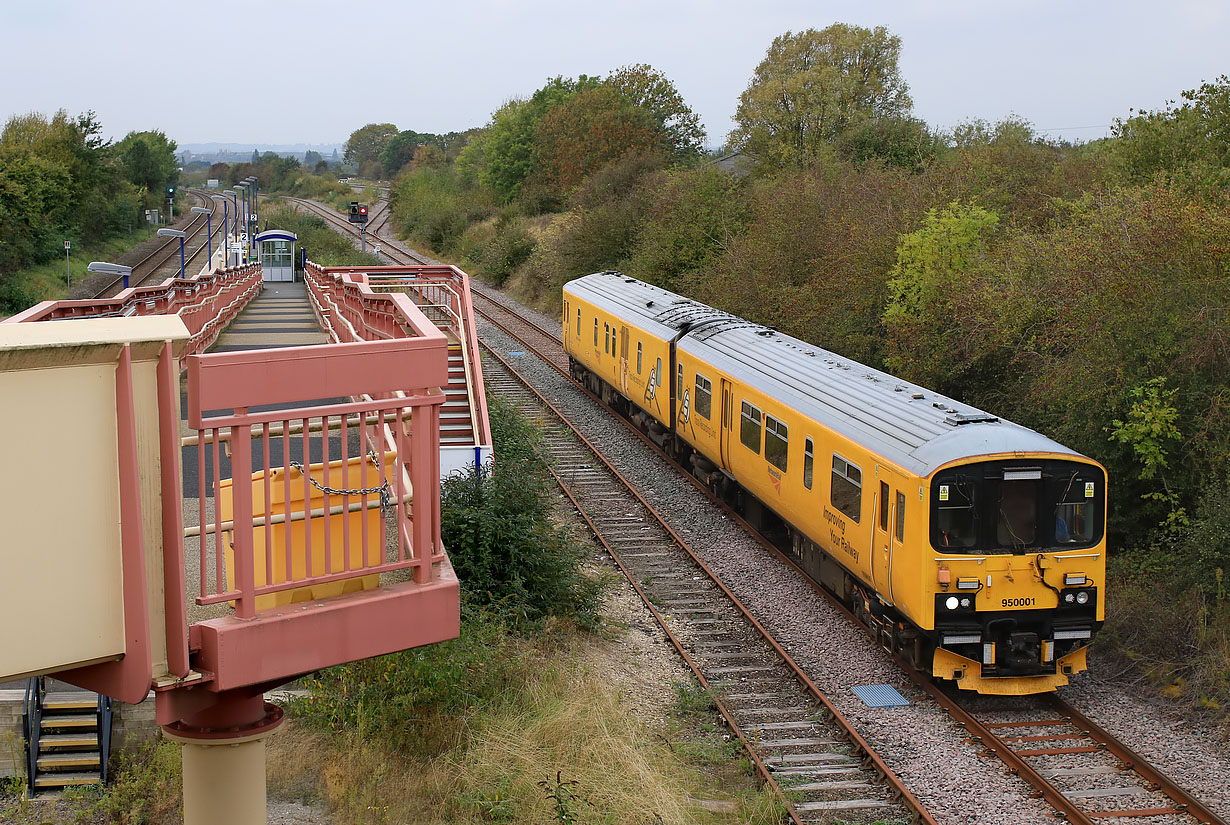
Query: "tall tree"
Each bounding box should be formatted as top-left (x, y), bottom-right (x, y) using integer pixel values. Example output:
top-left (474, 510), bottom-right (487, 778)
top-left (606, 64), bottom-right (705, 158)
top-left (343, 123), bottom-right (399, 174)
top-left (731, 24), bottom-right (912, 167)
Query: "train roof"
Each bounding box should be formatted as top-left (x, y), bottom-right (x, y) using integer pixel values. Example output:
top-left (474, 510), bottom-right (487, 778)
top-left (565, 271), bottom-right (1087, 478)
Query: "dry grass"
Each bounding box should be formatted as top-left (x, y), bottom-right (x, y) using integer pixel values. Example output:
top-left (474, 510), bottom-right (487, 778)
top-left (268, 648), bottom-right (779, 825)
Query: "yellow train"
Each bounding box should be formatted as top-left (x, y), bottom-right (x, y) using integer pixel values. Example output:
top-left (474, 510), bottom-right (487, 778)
top-left (563, 271), bottom-right (1106, 694)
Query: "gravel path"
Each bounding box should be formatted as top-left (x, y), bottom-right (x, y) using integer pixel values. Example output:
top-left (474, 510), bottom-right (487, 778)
top-left (470, 281), bottom-right (1230, 825)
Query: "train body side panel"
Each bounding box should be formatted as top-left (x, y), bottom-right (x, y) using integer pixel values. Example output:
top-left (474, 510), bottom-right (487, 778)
top-left (563, 288), bottom-right (672, 424)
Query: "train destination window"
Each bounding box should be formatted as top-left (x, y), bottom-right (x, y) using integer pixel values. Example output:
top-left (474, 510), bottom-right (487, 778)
top-left (831, 455), bottom-right (862, 521)
top-left (637, 342), bottom-right (643, 374)
top-left (803, 438), bottom-right (814, 489)
top-left (765, 415), bottom-right (788, 471)
top-left (895, 491), bottom-right (906, 542)
top-left (997, 478), bottom-right (1038, 547)
top-left (695, 374), bottom-right (712, 419)
top-left (740, 401), bottom-right (762, 453)
top-left (935, 475), bottom-right (977, 548)
top-left (880, 481), bottom-right (890, 531)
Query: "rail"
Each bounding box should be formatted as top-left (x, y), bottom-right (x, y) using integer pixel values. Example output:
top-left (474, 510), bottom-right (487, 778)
top-left (3, 262), bottom-right (262, 361)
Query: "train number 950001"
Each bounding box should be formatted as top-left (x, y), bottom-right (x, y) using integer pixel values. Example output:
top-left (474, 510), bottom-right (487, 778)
top-left (1001, 597), bottom-right (1036, 608)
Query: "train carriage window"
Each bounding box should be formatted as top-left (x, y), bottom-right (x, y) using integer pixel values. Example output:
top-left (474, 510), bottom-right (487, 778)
top-left (895, 491), bottom-right (906, 543)
top-left (637, 342), bottom-right (643, 374)
top-left (695, 374), bottom-right (712, 419)
top-left (677, 363), bottom-right (684, 398)
top-left (594, 318), bottom-right (598, 347)
top-left (604, 323), bottom-right (610, 354)
top-left (880, 482), bottom-right (890, 532)
top-left (740, 401), bottom-right (762, 453)
top-left (831, 454), bottom-right (862, 522)
top-left (765, 415), bottom-right (788, 471)
top-left (803, 438), bottom-right (814, 489)
top-left (935, 475), bottom-right (978, 548)
top-left (576, 308), bottom-right (581, 338)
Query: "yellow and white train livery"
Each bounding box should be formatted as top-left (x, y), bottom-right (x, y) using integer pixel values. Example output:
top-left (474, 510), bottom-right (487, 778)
top-left (564, 271), bottom-right (1105, 695)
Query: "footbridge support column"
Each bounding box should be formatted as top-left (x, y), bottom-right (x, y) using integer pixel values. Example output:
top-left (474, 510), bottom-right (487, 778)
top-left (161, 694), bottom-right (284, 825)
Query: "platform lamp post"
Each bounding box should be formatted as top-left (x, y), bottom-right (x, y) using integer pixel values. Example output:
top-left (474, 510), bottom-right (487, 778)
top-left (190, 207), bottom-right (213, 269)
top-left (236, 181), bottom-right (250, 246)
top-left (86, 261), bottom-right (132, 290)
top-left (157, 228), bottom-right (188, 278)
top-left (244, 176), bottom-right (258, 250)
top-left (222, 189), bottom-right (238, 238)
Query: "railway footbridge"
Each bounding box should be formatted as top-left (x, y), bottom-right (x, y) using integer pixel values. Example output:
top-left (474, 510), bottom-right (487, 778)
top-left (0, 254), bottom-right (491, 824)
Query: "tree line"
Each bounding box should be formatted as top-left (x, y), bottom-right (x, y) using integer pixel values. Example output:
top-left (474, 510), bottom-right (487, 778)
top-left (0, 111), bottom-right (178, 310)
top-left (348, 25), bottom-right (1228, 621)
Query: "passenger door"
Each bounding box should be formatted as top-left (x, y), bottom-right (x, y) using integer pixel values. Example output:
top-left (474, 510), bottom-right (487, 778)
top-left (719, 378), bottom-right (733, 470)
top-left (874, 468), bottom-right (906, 606)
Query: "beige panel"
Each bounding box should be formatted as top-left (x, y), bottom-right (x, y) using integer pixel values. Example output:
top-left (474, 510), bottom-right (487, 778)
top-left (0, 362), bottom-right (126, 678)
top-left (0, 316), bottom-right (189, 682)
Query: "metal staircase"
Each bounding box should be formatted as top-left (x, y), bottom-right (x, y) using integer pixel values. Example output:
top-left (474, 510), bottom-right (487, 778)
top-left (440, 337), bottom-right (476, 446)
top-left (22, 678), bottom-right (112, 794)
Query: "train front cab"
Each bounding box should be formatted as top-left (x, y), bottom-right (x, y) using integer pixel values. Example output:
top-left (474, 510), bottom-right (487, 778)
top-left (925, 457), bottom-right (1106, 694)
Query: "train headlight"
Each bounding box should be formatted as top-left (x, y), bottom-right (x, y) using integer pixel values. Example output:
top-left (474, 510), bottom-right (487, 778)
top-left (959, 597), bottom-right (972, 609)
top-left (1063, 592), bottom-right (1076, 604)
top-left (945, 596), bottom-right (959, 610)
top-left (1075, 590), bottom-right (1089, 605)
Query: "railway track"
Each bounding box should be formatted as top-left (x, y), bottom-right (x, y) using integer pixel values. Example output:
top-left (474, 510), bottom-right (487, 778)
top-left (91, 189), bottom-right (228, 298)
top-left (285, 196), bottom-right (427, 263)
top-left (480, 344), bottom-right (931, 825)
top-left (301, 199), bottom-right (1228, 825)
top-left (466, 293), bottom-right (1228, 825)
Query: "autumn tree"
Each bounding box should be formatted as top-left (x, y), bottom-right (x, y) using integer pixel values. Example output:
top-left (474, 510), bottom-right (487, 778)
top-left (480, 76), bottom-right (601, 203)
top-left (534, 85), bottom-right (663, 198)
top-left (606, 64), bottom-right (705, 158)
top-left (731, 24), bottom-right (912, 167)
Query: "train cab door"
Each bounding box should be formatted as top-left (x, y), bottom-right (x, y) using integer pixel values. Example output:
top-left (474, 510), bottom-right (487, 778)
top-left (718, 378), bottom-right (733, 469)
top-left (873, 467), bottom-right (906, 607)
top-left (563, 300), bottom-right (570, 339)
top-left (618, 326), bottom-right (630, 395)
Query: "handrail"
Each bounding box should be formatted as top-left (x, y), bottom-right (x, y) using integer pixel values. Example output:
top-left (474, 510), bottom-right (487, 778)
top-left (22, 676), bottom-right (44, 794)
top-left (98, 693), bottom-right (113, 783)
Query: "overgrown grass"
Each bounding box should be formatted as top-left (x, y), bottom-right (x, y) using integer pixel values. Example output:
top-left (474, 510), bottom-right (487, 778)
top-left (0, 227), bottom-right (157, 314)
top-left (273, 632), bottom-right (783, 825)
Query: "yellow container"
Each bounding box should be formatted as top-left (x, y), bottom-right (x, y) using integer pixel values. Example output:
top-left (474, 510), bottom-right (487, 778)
top-left (219, 451), bottom-right (398, 611)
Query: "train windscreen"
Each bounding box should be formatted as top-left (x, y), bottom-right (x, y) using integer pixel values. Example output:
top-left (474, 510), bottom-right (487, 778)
top-left (931, 461), bottom-right (1103, 554)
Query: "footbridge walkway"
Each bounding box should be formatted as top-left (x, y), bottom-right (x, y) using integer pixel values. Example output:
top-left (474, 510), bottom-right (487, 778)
top-left (0, 257), bottom-right (490, 823)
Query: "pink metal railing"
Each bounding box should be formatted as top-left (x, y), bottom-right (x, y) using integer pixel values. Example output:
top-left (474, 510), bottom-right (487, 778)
top-left (306, 263), bottom-right (490, 445)
top-left (184, 295), bottom-right (448, 620)
top-left (3, 263), bottom-right (262, 361)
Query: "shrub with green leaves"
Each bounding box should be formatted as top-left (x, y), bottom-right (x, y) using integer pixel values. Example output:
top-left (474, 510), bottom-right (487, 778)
top-left (442, 396), bottom-right (598, 625)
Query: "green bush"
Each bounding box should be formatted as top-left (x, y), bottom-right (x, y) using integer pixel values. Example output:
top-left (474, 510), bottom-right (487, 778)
top-left (442, 396), bottom-right (598, 625)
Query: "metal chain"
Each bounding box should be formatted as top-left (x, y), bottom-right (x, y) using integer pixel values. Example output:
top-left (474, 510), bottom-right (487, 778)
top-left (290, 451), bottom-right (393, 514)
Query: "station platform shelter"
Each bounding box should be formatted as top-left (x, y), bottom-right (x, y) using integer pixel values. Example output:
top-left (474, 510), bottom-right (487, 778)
top-left (255, 229), bottom-right (297, 281)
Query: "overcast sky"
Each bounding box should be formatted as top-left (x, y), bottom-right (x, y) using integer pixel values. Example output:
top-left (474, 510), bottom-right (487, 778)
top-left (3, 0), bottom-right (1227, 149)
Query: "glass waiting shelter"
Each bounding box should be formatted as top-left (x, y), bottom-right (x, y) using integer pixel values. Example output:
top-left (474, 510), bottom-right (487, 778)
top-left (255, 229), bottom-right (298, 282)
